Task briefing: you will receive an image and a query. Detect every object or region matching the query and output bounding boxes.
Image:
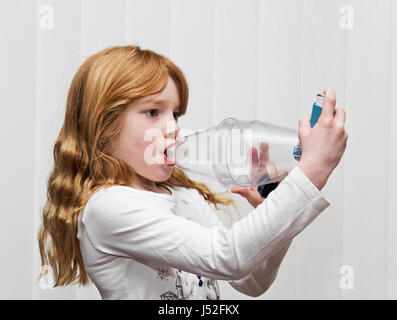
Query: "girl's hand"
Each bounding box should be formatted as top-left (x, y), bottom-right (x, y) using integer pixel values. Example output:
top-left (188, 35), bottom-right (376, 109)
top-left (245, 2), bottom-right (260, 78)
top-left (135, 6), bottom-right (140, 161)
top-left (231, 142), bottom-right (287, 208)
top-left (298, 89), bottom-right (348, 190)
top-left (231, 186), bottom-right (264, 209)
top-left (250, 141), bottom-right (289, 185)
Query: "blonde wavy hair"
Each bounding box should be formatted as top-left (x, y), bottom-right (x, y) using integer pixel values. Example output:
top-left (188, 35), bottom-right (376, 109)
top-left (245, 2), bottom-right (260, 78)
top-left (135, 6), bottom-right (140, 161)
top-left (37, 45), bottom-right (236, 287)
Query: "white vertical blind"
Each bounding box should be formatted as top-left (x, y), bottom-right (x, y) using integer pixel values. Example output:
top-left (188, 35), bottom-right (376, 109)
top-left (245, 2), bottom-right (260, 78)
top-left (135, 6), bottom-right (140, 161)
top-left (0, 0), bottom-right (395, 299)
top-left (387, 0), bottom-right (397, 300)
top-left (341, 0), bottom-right (392, 299)
top-left (0, 0), bottom-right (36, 300)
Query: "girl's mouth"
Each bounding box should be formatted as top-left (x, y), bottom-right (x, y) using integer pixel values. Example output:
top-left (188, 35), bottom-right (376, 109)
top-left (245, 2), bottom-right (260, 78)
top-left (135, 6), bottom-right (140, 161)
top-left (163, 154), bottom-right (175, 167)
top-left (163, 143), bottom-right (176, 166)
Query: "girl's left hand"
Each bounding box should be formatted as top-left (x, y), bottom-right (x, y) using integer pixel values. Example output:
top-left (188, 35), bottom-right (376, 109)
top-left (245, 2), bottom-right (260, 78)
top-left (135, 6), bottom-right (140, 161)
top-left (230, 142), bottom-right (288, 208)
top-left (231, 186), bottom-right (264, 208)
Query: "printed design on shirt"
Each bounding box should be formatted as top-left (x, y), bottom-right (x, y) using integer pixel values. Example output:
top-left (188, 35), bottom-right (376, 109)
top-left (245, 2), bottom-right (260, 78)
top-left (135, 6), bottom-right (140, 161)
top-left (159, 269), bottom-right (220, 300)
top-left (160, 291), bottom-right (178, 300)
top-left (156, 266), bottom-right (169, 281)
top-left (175, 269), bottom-right (184, 300)
top-left (206, 278), bottom-right (221, 300)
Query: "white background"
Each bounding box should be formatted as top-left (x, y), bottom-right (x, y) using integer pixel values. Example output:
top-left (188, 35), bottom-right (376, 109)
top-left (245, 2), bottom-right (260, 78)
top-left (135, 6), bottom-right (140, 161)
top-left (0, 0), bottom-right (396, 299)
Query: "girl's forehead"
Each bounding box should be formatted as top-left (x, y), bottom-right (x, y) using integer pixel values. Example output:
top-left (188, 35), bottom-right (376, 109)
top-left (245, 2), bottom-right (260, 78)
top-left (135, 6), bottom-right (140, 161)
top-left (125, 76), bottom-right (180, 110)
top-left (132, 95), bottom-right (180, 110)
top-left (146, 78), bottom-right (180, 103)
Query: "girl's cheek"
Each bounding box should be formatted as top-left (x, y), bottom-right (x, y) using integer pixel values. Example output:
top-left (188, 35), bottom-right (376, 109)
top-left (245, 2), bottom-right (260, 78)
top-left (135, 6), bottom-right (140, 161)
top-left (125, 117), bottom-right (163, 156)
top-left (129, 132), bottom-right (153, 158)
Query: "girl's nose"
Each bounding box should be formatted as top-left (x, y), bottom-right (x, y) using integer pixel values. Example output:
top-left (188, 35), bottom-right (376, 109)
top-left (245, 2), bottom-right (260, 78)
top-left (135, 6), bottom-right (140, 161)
top-left (164, 117), bottom-right (179, 140)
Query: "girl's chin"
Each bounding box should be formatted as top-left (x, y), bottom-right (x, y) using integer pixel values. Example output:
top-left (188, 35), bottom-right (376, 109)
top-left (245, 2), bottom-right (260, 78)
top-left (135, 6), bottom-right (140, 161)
top-left (149, 167), bottom-right (174, 182)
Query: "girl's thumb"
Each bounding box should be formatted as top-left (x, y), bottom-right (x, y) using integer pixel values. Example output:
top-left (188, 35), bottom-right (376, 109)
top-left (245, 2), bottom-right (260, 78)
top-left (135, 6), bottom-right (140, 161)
top-left (231, 187), bottom-right (247, 195)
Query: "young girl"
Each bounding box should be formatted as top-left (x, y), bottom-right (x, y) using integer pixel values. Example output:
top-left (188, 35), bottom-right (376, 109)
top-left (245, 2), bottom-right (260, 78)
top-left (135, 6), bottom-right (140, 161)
top-left (38, 45), bottom-right (347, 300)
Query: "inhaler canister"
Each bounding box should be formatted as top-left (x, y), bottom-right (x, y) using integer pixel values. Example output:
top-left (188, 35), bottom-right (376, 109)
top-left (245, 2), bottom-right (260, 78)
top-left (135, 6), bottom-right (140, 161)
top-left (310, 93), bottom-right (325, 127)
top-left (292, 93), bottom-right (325, 161)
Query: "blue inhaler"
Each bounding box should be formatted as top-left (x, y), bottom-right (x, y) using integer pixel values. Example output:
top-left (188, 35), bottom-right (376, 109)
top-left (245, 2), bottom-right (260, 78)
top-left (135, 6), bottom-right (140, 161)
top-left (293, 93), bottom-right (325, 161)
top-left (257, 93), bottom-right (325, 198)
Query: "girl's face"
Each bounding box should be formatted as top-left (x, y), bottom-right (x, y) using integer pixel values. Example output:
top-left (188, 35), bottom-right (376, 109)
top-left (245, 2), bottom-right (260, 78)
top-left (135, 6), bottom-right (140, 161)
top-left (111, 75), bottom-right (181, 190)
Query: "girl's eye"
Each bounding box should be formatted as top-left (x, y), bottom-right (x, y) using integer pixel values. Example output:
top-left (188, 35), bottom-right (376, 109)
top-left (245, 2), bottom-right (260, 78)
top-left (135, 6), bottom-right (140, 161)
top-left (144, 109), bottom-right (180, 120)
top-left (144, 109), bottom-right (159, 117)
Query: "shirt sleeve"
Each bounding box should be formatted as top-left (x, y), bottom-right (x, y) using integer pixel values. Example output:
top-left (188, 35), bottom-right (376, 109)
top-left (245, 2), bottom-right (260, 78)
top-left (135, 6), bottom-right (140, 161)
top-left (196, 166), bottom-right (328, 297)
top-left (80, 165), bottom-right (330, 281)
top-left (201, 192), bottom-right (294, 297)
top-left (226, 239), bottom-right (293, 297)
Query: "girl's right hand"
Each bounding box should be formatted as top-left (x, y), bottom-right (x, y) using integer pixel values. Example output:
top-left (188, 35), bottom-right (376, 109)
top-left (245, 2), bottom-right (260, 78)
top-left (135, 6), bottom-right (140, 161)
top-left (297, 89), bottom-right (348, 190)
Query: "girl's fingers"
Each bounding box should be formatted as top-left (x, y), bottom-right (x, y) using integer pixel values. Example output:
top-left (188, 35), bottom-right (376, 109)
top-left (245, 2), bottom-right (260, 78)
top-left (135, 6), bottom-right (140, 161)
top-left (251, 146), bottom-right (258, 165)
top-left (321, 88), bottom-right (336, 120)
top-left (231, 186), bottom-right (263, 208)
top-left (259, 141), bottom-right (269, 164)
top-left (231, 187), bottom-right (247, 194)
top-left (265, 161), bottom-right (278, 181)
top-left (253, 165), bottom-right (269, 184)
top-left (250, 146), bottom-right (259, 177)
top-left (249, 142), bottom-right (289, 184)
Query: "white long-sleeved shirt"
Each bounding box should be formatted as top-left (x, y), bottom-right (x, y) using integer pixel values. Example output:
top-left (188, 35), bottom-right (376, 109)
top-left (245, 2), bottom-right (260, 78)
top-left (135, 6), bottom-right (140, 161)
top-left (77, 166), bottom-right (330, 300)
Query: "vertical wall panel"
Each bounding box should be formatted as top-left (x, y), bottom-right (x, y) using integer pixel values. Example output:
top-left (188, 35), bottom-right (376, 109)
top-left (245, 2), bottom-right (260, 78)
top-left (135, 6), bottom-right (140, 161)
top-left (387, 0), bottom-right (397, 300)
top-left (125, 0), bottom-right (171, 56)
top-left (0, 0), bottom-right (36, 299)
top-left (341, 0), bottom-right (392, 299)
top-left (295, 0), bottom-right (347, 299)
top-left (212, 0), bottom-right (259, 124)
top-left (81, 0), bottom-right (125, 60)
top-left (257, 0), bottom-right (303, 130)
top-left (32, 0), bottom-right (83, 299)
